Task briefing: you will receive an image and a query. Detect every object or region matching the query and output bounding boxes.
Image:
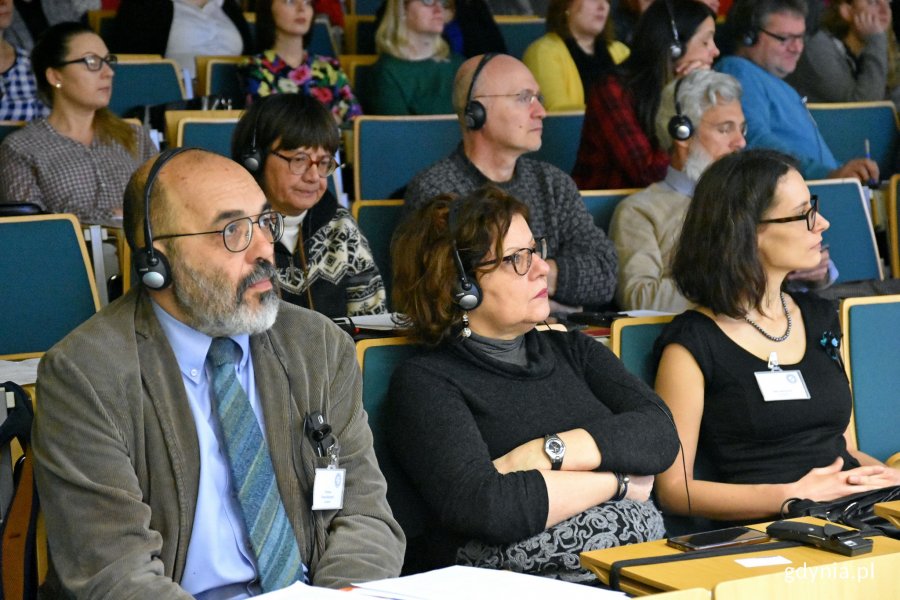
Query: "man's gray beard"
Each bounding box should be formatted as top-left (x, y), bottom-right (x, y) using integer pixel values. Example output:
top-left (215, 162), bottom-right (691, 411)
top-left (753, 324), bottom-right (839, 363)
top-left (171, 257), bottom-right (280, 338)
top-left (683, 142), bottom-right (714, 183)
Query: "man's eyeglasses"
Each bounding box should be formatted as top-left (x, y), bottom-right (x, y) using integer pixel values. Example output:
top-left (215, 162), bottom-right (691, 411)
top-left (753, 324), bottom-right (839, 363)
top-left (759, 28), bottom-right (806, 46)
top-left (57, 53), bottom-right (118, 71)
top-left (476, 237), bottom-right (548, 276)
top-left (759, 195), bottom-right (818, 231)
top-left (473, 89), bottom-right (545, 107)
top-left (155, 211), bottom-right (284, 252)
top-left (408, 0), bottom-right (450, 7)
top-left (271, 151), bottom-right (339, 177)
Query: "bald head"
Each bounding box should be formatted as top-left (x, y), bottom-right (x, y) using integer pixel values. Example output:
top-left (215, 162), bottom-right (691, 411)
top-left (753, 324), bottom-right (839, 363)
top-left (123, 150), bottom-right (263, 252)
top-left (452, 54), bottom-right (536, 119)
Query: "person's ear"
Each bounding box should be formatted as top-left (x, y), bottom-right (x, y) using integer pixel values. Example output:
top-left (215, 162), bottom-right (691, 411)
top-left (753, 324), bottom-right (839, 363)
top-left (671, 138), bottom-right (691, 169)
top-left (45, 67), bottom-right (62, 89)
top-left (838, 1), bottom-right (853, 23)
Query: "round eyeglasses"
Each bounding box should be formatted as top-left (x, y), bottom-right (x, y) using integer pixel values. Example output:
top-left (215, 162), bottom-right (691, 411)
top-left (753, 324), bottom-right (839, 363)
top-left (56, 53), bottom-right (118, 72)
top-left (154, 211), bottom-right (284, 253)
top-left (271, 151), bottom-right (339, 177)
top-left (759, 195), bottom-right (818, 231)
top-left (476, 237), bottom-right (548, 276)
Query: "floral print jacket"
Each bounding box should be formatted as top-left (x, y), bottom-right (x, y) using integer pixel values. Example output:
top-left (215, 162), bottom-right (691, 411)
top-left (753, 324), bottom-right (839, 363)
top-left (243, 50), bottom-right (362, 127)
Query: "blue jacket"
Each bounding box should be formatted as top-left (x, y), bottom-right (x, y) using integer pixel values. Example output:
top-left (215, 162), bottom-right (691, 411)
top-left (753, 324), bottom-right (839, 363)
top-left (716, 56), bottom-right (838, 179)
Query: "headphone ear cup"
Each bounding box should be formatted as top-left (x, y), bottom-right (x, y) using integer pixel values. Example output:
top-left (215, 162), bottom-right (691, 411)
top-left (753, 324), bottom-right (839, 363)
top-left (743, 29), bottom-right (758, 46)
top-left (134, 245), bottom-right (172, 290)
top-left (241, 148), bottom-right (262, 173)
top-left (464, 100), bottom-right (487, 130)
top-left (453, 277), bottom-right (482, 310)
top-left (670, 43), bottom-right (683, 60)
top-left (668, 114), bottom-right (694, 141)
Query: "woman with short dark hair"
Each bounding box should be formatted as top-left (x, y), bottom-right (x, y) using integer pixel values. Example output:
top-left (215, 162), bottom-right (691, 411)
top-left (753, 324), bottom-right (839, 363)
top-left (388, 185), bottom-right (679, 581)
top-left (654, 148), bottom-right (900, 523)
top-left (231, 94), bottom-right (386, 317)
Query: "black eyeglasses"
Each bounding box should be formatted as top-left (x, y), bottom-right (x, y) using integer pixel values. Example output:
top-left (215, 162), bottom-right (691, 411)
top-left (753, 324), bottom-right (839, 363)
top-left (155, 211), bottom-right (284, 252)
top-left (476, 237), bottom-right (548, 276)
top-left (759, 28), bottom-right (806, 46)
top-left (271, 151), bottom-right (339, 177)
top-left (473, 89), bottom-right (545, 107)
top-left (759, 195), bottom-right (818, 231)
top-left (56, 53), bottom-right (118, 71)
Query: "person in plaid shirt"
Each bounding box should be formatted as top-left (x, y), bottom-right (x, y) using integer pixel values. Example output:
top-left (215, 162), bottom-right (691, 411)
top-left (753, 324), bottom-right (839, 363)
top-left (0, 0), bottom-right (49, 121)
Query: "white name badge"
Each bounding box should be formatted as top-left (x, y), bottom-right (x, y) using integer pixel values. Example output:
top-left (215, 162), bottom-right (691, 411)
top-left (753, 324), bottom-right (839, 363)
top-left (312, 468), bottom-right (345, 510)
top-left (754, 370), bottom-right (811, 401)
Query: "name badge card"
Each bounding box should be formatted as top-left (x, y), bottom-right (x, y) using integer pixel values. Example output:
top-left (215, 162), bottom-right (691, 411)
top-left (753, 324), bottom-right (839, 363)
top-left (754, 370), bottom-right (811, 401)
top-left (312, 468), bottom-right (345, 510)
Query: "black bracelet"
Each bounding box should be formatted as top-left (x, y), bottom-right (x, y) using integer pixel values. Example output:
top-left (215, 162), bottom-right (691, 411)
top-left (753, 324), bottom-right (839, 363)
top-left (780, 497), bottom-right (801, 517)
top-left (612, 472), bottom-right (629, 502)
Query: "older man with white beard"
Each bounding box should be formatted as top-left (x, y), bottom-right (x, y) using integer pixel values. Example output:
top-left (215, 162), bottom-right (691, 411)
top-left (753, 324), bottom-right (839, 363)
top-left (611, 69), bottom-right (837, 312)
top-left (610, 70), bottom-right (747, 312)
top-left (32, 148), bottom-right (404, 599)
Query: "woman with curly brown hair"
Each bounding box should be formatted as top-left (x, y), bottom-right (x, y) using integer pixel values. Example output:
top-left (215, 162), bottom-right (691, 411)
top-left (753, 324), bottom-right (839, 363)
top-left (387, 185), bottom-right (678, 582)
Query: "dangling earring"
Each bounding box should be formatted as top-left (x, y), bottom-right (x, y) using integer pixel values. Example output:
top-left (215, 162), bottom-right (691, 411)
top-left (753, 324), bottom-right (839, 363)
top-left (461, 312), bottom-right (471, 339)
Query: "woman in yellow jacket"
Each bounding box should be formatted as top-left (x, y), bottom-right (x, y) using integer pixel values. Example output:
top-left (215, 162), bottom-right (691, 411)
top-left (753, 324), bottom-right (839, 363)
top-left (523, 0), bottom-right (629, 111)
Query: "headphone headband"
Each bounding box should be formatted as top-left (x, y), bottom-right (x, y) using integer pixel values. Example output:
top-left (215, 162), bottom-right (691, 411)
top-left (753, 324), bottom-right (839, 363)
top-left (136, 147), bottom-right (195, 289)
top-left (667, 76), bottom-right (694, 141)
top-left (663, 0), bottom-right (683, 59)
top-left (463, 53), bottom-right (499, 131)
top-left (447, 199), bottom-right (482, 310)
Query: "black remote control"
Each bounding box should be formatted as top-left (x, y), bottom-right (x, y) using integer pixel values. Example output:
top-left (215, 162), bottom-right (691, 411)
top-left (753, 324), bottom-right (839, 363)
top-left (766, 520), bottom-right (873, 557)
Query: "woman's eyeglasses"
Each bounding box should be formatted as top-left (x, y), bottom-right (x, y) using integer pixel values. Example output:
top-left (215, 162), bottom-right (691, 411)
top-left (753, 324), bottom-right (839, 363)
top-left (155, 211), bottom-right (284, 253)
top-left (759, 195), bottom-right (818, 231)
top-left (57, 53), bottom-right (118, 72)
top-left (271, 151), bottom-right (339, 177)
top-left (476, 237), bottom-right (548, 276)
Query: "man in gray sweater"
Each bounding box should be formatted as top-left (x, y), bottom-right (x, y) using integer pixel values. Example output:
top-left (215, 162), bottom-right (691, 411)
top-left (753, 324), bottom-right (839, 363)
top-left (404, 53), bottom-right (618, 308)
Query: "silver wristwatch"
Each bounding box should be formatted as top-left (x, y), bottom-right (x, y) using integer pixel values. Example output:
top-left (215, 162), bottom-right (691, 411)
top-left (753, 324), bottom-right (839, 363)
top-left (543, 434), bottom-right (566, 470)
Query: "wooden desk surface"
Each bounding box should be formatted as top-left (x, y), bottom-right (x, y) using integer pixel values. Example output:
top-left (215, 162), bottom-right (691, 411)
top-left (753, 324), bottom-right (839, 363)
top-left (875, 500), bottom-right (900, 528)
top-left (580, 517), bottom-right (900, 596)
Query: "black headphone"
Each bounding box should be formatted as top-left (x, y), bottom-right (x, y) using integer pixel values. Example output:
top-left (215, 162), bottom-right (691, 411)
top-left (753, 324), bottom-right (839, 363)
top-left (134, 147), bottom-right (194, 290)
top-left (667, 76), bottom-right (694, 141)
top-left (463, 53), bottom-right (498, 131)
top-left (240, 106), bottom-right (263, 173)
top-left (448, 200), bottom-right (482, 310)
top-left (663, 0), bottom-right (683, 59)
top-left (735, 0), bottom-right (760, 47)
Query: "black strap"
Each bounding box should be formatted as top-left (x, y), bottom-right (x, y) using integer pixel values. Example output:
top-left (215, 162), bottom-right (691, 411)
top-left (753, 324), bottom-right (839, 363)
top-left (608, 540), bottom-right (803, 591)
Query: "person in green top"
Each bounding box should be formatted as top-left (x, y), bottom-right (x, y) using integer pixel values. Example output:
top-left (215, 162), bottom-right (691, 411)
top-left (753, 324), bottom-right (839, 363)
top-left (367, 0), bottom-right (464, 115)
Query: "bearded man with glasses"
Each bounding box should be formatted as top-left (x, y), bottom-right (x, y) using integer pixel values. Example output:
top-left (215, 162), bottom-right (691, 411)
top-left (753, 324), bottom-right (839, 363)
top-left (32, 148), bottom-right (404, 599)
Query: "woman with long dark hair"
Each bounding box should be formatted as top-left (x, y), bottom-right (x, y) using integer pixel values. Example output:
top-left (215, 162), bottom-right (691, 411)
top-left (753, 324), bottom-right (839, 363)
top-left (571, 0), bottom-right (718, 189)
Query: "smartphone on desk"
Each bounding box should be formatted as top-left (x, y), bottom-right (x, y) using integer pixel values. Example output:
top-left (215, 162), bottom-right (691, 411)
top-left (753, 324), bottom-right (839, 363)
top-left (666, 526), bottom-right (769, 552)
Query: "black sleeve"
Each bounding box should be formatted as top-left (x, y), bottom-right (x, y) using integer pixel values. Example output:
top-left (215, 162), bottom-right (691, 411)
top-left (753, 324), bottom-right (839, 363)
top-left (568, 331), bottom-right (680, 475)
top-left (387, 359), bottom-right (550, 544)
top-left (109, 0), bottom-right (173, 55)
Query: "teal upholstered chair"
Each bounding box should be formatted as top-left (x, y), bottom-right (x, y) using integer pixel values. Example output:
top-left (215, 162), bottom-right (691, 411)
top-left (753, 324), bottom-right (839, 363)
top-left (610, 315), bottom-right (675, 386)
top-left (840, 295), bottom-right (900, 464)
top-left (0, 214), bottom-right (100, 358)
top-left (495, 17), bottom-right (545, 58)
top-left (352, 200), bottom-right (404, 308)
top-left (581, 188), bottom-right (640, 233)
top-left (109, 60), bottom-right (185, 117)
top-left (808, 178), bottom-right (883, 283)
top-left (352, 115), bottom-right (460, 201)
top-left (808, 101), bottom-right (898, 177)
top-left (355, 337), bottom-right (430, 572)
top-left (532, 111), bottom-right (584, 174)
top-left (0, 121), bottom-right (24, 143)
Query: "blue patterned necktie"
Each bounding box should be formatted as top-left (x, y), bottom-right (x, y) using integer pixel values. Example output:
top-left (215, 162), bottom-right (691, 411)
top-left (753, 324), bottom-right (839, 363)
top-left (206, 337), bottom-right (305, 592)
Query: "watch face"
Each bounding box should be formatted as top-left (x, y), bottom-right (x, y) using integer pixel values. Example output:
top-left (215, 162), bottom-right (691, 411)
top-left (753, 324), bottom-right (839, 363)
top-left (546, 439), bottom-right (564, 455)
